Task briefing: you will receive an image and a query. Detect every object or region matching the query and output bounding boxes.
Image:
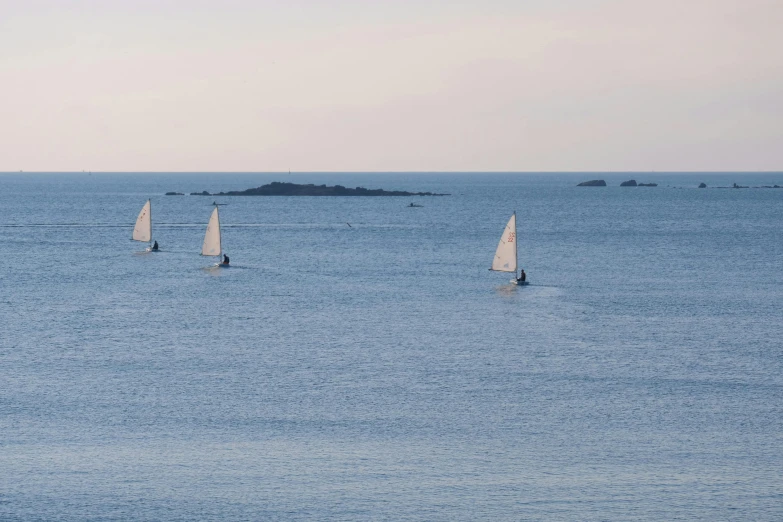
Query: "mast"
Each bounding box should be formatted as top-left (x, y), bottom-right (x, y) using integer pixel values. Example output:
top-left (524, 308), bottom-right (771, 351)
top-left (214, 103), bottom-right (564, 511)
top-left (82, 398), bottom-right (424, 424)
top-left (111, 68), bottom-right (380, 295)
top-left (514, 210), bottom-right (518, 278)
top-left (149, 199), bottom-right (153, 250)
top-left (216, 205), bottom-right (222, 260)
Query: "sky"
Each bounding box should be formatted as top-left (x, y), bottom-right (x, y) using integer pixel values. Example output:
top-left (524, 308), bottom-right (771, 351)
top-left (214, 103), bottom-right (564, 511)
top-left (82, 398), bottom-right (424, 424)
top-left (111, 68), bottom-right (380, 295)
top-left (0, 0), bottom-right (781, 172)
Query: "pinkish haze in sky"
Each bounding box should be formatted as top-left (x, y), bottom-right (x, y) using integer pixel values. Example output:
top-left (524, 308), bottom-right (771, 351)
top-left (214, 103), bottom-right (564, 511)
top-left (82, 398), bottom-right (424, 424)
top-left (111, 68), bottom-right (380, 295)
top-left (1, 0), bottom-right (781, 171)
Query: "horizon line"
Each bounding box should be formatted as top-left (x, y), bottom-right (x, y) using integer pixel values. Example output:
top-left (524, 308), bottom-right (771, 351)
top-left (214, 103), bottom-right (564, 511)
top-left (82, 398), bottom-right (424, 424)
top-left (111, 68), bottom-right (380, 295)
top-left (1, 170), bottom-right (782, 175)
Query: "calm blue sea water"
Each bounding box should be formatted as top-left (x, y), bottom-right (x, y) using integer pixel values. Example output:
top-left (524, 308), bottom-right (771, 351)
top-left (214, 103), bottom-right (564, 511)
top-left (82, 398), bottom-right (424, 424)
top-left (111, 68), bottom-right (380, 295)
top-left (1, 172), bottom-right (781, 521)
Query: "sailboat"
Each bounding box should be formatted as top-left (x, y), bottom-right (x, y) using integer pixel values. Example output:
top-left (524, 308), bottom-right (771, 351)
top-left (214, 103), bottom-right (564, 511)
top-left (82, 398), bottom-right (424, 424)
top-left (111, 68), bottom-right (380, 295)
top-left (202, 205), bottom-right (229, 267)
top-left (132, 199), bottom-right (157, 252)
top-left (490, 211), bottom-right (528, 285)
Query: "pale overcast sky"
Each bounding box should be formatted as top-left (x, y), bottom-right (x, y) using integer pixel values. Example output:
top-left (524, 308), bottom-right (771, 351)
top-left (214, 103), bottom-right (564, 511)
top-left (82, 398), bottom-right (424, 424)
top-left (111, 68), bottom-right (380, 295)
top-left (0, 0), bottom-right (781, 171)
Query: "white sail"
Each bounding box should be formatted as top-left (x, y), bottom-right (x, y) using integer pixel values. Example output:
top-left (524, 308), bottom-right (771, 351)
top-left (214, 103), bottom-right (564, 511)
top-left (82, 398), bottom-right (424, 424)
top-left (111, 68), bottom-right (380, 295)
top-left (202, 207), bottom-right (221, 257)
top-left (132, 200), bottom-right (152, 242)
top-left (491, 213), bottom-right (517, 272)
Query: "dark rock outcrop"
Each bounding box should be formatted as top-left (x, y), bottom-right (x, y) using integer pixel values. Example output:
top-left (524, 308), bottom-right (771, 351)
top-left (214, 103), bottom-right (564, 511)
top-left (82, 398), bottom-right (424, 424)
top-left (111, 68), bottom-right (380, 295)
top-left (577, 179), bottom-right (607, 187)
top-left (698, 183), bottom-right (707, 188)
top-left (637, 183), bottom-right (658, 187)
top-left (187, 182), bottom-right (448, 197)
top-left (165, 192), bottom-right (184, 195)
top-left (620, 180), bottom-right (637, 187)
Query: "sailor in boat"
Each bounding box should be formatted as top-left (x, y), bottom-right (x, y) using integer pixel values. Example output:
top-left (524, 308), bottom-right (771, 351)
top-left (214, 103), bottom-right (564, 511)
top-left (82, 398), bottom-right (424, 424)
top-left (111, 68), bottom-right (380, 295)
top-left (222, 254), bottom-right (230, 265)
top-left (151, 241), bottom-right (159, 251)
top-left (517, 269), bottom-right (526, 283)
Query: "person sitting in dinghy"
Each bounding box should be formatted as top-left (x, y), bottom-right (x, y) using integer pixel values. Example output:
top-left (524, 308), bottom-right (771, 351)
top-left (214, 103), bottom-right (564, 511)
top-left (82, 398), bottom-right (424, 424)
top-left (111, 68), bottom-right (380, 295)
top-left (223, 254), bottom-right (230, 265)
top-left (517, 269), bottom-right (526, 282)
top-left (151, 241), bottom-right (159, 251)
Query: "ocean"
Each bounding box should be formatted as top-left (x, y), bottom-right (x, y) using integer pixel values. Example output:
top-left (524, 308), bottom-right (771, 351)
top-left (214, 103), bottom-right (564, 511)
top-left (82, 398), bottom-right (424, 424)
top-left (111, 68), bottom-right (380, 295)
top-left (1, 172), bottom-right (781, 520)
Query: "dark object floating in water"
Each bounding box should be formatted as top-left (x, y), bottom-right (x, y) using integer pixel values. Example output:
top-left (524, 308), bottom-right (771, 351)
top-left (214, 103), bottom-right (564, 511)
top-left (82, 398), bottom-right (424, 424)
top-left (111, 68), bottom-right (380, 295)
top-left (408, 202), bottom-right (423, 207)
top-left (637, 183), bottom-right (658, 187)
top-left (577, 179), bottom-right (606, 187)
top-left (187, 182), bottom-right (449, 197)
top-left (165, 192), bottom-right (184, 196)
top-left (713, 183), bottom-right (782, 188)
top-left (698, 183), bottom-right (707, 188)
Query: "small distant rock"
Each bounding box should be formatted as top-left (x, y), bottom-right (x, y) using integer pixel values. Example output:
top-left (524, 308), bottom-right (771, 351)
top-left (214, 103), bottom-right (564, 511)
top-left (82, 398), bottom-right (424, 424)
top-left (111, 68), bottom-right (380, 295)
top-left (620, 180), bottom-right (637, 187)
top-left (165, 191), bottom-right (184, 196)
top-left (191, 190), bottom-right (211, 196)
top-left (698, 183), bottom-right (707, 188)
top-left (637, 183), bottom-right (658, 187)
top-left (577, 179), bottom-right (606, 187)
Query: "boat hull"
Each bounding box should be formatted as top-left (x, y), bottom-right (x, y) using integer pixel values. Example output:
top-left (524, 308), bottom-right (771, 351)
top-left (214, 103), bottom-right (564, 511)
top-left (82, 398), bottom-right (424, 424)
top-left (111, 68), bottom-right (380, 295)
top-left (511, 279), bottom-right (529, 286)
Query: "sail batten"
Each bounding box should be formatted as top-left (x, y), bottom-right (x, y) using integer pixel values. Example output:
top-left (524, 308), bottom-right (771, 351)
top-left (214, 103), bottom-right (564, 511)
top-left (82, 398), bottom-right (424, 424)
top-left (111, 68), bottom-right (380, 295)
top-left (491, 213), bottom-right (517, 273)
top-left (132, 200), bottom-right (152, 242)
top-left (202, 207), bottom-right (221, 256)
